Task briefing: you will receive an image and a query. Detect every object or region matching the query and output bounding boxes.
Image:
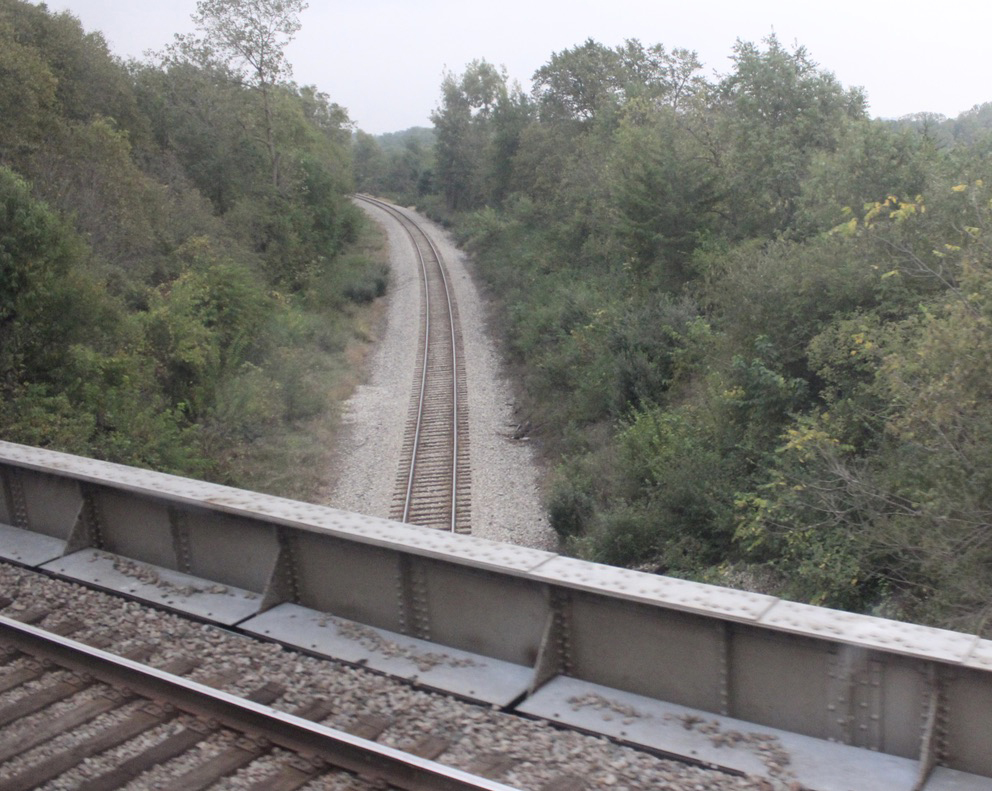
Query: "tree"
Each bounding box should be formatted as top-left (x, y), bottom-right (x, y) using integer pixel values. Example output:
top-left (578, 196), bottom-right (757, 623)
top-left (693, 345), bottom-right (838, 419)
top-left (0, 14), bottom-right (57, 164)
top-left (134, 59), bottom-right (265, 213)
top-left (177, 0), bottom-right (308, 188)
top-left (352, 130), bottom-right (386, 193)
top-left (431, 60), bottom-right (522, 211)
top-left (612, 110), bottom-right (717, 286)
top-left (715, 34), bottom-right (866, 237)
top-left (532, 39), bottom-right (706, 127)
top-left (533, 39), bottom-right (625, 124)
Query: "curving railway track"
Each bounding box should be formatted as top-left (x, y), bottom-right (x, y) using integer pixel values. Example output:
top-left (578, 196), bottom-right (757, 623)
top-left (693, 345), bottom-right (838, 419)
top-left (354, 195), bottom-right (471, 534)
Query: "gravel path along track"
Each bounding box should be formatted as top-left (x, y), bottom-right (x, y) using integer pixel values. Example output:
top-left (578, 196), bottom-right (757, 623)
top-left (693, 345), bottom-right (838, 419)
top-left (324, 199), bottom-right (556, 551)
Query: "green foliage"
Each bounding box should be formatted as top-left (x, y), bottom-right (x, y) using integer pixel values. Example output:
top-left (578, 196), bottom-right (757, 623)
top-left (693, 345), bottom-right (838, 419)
top-left (612, 112), bottom-right (717, 286)
top-left (0, 1), bottom-right (144, 136)
top-left (532, 39), bottom-right (704, 127)
top-left (430, 30), bottom-right (992, 633)
top-left (0, 166), bottom-right (107, 383)
top-left (614, 408), bottom-right (736, 566)
top-left (0, 0), bottom-right (376, 499)
top-left (715, 34), bottom-right (866, 237)
top-left (0, 14), bottom-right (57, 161)
top-left (0, 165), bottom-right (203, 472)
top-left (797, 119), bottom-right (929, 234)
top-left (352, 128), bottom-right (435, 203)
top-left (431, 61), bottom-right (533, 212)
top-left (547, 465), bottom-right (595, 539)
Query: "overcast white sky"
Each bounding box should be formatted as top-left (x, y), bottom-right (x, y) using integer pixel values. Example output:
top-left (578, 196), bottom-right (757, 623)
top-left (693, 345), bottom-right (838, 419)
top-left (43, 0), bottom-right (992, 135)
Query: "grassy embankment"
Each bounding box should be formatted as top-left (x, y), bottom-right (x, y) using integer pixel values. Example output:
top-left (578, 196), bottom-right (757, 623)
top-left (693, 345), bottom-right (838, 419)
top-left (221, 216), bottom-right (391, 501)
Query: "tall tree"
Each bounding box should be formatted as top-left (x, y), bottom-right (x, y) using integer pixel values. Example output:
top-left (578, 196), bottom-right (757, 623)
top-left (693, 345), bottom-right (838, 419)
top-left (715, 34), bottom-right (866, 237)
top-left (613, 110), bottom-right (717, 287)
top-left (177, 0), bottom-right (308, 188)
top-left (532, 39), bottom-right (625, 125)
top-left (431, 60), bottom-right (521, 211)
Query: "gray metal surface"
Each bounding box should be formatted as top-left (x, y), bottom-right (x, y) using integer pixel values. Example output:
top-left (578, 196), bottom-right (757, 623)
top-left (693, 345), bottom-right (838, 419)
top-left (8, 468), bottom-right (82, 539)
top-left (242, 603), bottom-right (533, 706)
top-left (531, 555), bottom-right (778, 622)
top-left (962, 636), bottom-right (992, 671)
top-left (518, 675), bottom-right (922, 791)
top-left (43, 549), bottom-right (263, 625)
top-left (2, 439), bottom-right (992, 786)
top-left (0, 440), bottom-right (554, 574)
top-left (925, 767), bottom-right (992, 790)
top-left (0, 522), bottom-right (66, 566)
top-left (760, 599), bottom-right (980, 663)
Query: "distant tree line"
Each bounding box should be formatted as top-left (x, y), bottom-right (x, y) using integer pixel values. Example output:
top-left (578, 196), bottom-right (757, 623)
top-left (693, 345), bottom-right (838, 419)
top-left (0, 0), bottom-right (382, 492)
top-left (372, 35), bottom-right (992, 634)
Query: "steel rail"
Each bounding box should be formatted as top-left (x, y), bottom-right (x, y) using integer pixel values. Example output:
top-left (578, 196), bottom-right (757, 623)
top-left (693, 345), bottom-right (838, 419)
top-left (356, 195), bottom-right (461, 533)
top-left (0, 615), bottom-right (518, 791)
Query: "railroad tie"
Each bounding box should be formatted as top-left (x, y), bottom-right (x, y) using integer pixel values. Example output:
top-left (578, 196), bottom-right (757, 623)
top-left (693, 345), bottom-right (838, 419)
top-left (72, 674), bottom-right (278, 791)
top-left (149, 694), bottom-right (333, 791)
top-left (468, 751), bottom-right (517, 780)
top-left (0, 658), bottom-right (51, 695)
top-left (407, 733), bottom-right (451, 760)
top-left (0, 654), bottom-right (197, 791)
top-left (344, 712), bottom-right (393, 740)
top-left (244, 755), bottom-right (327, 791)
top-left (541, 775), bottom-right (589, 791)
top-left (0, 669), bottom-right (92, 728)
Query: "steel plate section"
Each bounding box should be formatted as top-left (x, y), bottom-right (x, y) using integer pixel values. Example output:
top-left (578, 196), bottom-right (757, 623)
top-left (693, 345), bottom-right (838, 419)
top-left (96, 489), bottom-right (176, 569)
top-left (416, 560), bottom-right (547, 666)
top-left (0, 476), bottom-right (11, 525)
top-left (874, 655), bottom-right (934, 760)
top-left (530, 556), bottom-right (776, 622)
top-left (0, 441), bottom-right (220, 502)
top-left (15, 469), bottom-right (81, 539)
top-left (728, 627), bottom-right (847, 743)
top-left (518, 676), bottom-right (923, 791)
top-left (941, 667), bottom-right (992, 777)
top-left (241, 603), bottom-right (534, 707)
top-left (567, 592), bottom-right (727, 711)
top-left (760, 600), bottom-right (979, 663)
top-left (182, 510), bottom-right (278, 593)
top-left (42, 549), bottom-right (262, 625)
top-left (0, 522), bottom-right (65, 566)
top-left (291, 532), bottom-right (405, 633)
top-left (924, 767), bottom-right (992, 790)
top-left (280, 510), bottom-right (556, 575)
top-left (962, 637), bottom-right (992, 671)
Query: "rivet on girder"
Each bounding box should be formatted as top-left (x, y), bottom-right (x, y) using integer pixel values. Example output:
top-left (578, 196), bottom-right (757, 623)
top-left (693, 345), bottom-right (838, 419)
top-left (554, 590), bottom-right (574, 676)
top-left (79, 485), bottom-right (105, 549)
top-left (169, 507), bottom-right (193, 574)
top-left (7, 468), bottom-right (29, 529)
top-left (719, 620), bottom-right (732, 717)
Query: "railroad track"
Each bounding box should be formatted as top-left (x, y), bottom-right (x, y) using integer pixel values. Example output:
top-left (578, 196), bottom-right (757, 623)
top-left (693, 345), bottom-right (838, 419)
top-left (0, 609), bottom-right (516, 791)
top-left (355, 195), bottom-right (471, 534)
